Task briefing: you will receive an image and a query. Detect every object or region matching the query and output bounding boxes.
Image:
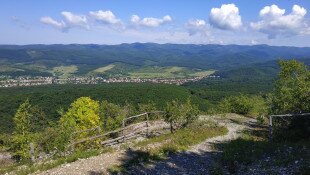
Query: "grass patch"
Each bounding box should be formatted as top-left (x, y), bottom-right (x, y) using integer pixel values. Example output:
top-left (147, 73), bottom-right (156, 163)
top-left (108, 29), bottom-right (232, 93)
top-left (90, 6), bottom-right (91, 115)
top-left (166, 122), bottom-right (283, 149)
top-left (109, 121), bottom-right (228, 173)
top-left (51, 65), bottom-right (78, 78)
top-left (91, 64), bottom-right (115, 74)
top-left (189, 70), bottom-right (215, 77)
top-left (1, 148), bottom-right (113, 175)
top-left (129, 66), bottom-right (213, 79)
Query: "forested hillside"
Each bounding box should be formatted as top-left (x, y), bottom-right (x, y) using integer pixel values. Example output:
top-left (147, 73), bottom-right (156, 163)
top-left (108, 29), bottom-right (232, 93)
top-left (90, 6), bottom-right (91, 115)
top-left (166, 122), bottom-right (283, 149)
top-left (184, 58), bottom-right (310, 103)
top-left (1, 43), bottom-right (310, 77)
top-left (0, 83), bottom-right (205, 133)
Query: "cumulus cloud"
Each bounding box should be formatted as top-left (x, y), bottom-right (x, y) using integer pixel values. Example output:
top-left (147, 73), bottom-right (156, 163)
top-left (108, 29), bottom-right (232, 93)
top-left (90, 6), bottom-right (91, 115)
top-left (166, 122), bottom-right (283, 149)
top-left (130, 15), bottom-right (172, 27)
top-left (89, 10), bottom-right (124, 30)
top-left (89, 10), bottom-right (121, 24)
top-left (251, 4), bottom-right (309, 38)
top-left (61, 11), bottom-right (89, 29)
top-left (40, 17), bottom-right (67, 31)
top-left (40, 11), bottom-right (89, 31)
top-left (209, 4), bottom-right (242, 30)
top-left (186, 19), bottom-right (210, 36)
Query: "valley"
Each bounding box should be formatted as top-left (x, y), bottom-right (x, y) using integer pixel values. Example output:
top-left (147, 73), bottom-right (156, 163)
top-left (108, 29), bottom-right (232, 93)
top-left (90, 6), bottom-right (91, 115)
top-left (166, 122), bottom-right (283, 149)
top-left (1, 1), bottom-right (310, 174)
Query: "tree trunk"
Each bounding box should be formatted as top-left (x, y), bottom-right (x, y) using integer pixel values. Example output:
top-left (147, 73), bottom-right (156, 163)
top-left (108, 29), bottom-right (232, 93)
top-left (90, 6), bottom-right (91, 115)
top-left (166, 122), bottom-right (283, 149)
top-left (170, 121), bottom-right (173, 133)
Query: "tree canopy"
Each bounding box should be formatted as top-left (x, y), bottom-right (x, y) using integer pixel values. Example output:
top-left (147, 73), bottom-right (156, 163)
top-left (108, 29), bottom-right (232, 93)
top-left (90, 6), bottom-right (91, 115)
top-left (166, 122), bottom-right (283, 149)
top-left (270, 60), bottom-right (310, 114)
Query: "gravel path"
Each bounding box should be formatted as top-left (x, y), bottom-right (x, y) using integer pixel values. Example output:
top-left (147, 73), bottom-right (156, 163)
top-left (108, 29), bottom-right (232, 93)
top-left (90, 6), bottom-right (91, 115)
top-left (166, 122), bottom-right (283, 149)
top-left (127, 114), bottom-right (255, 175)
top-left (35, 151), bottom-right (125, 175)
top-left (34, 114), bottom-right (254, 175)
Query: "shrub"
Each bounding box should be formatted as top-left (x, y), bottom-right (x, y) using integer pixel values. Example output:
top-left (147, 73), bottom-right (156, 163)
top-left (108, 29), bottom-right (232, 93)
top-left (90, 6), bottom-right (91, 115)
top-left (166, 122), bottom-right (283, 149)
top-left (100, 100), bottom-right (126, 131)
top-left (164, 99), bottom-right (199, 133)
top-left (218, 95), bottom-right (267, 117)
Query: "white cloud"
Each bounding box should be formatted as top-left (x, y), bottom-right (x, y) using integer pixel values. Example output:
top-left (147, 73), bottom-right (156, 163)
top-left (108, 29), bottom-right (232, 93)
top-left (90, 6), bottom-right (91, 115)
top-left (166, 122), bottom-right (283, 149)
top-left (89, 10), bottom-right (124, 30)
top-left (40, 17), bottom-right (67, 31)
top-left (130, 15), bottom-right (172, 27)
top-left (40, 11), bottom-right (89, 31)
top-left (251, 4), bottom-right (309, 39)
top-left (209, 4), bottom-right (242, 30)
top-left (186, 19), bottom-right (210, 36)
top-left (89, 10), bottom-right (120, 24)
top-left (61, 11), bottom-right (89, 29)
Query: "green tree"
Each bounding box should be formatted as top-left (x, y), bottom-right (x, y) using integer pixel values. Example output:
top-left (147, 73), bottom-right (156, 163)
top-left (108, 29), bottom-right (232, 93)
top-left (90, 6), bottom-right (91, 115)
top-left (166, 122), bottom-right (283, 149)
top-left (12, 100), bottom-right (32, 160)
top-left (29, 105), bottom-right (48, 132)
top-left (138, 101), bottom-right (161, 120)
top-left (58, 97), bottom-right (100, 149)
top-left (100, 100), bottom-right (126, 131)
top-left (123, 101), bottom-right (137, 117)
top-left (270, 60), bottom-right (310, 114)
top-left (218, 94), bottom-right (267, 116)
top-left (164, 99), bottom-right (199, 133)
top-left (164, 100), bottom-right (182, 133)
top-left (183, 98), bottom-right (199, 126)
top-left (60, 97), bottom-right (100, 132)
top-left (138, 101), bottom-right (157, 113)
top-left (13, 100), bottom-right (32, 136)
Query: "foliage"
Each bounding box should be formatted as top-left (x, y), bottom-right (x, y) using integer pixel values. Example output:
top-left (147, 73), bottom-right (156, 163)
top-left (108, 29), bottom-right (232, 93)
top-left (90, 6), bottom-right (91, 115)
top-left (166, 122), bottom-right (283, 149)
top-left (218, 94), bottom-right (267, 117)
top-left (100, 100), bottom-right (126, 131)
top-left (270, 60), bottom-right (310, 114)
top-left (183, 98), bottom-right (199, 126)
top-left (164, 99), bottom-right (199, 133)
top-left (11, 100), bottom-right (33, 160)
top-left (1, 44), bottom-right (310, 77)
top-left (138, 101), bottom-right (157, 113)
top-left (59, 97), bottom-right (100, 149)
top-left (13, 100), bottom-right (32, 136)
top-left (164, 100), bottom-right (182, 133)
top-left (0, 83), bottom-right (197, 134)
top-left (29, 106), bottom-right (48, 132)
top-left (60, 97), bottom-right (100, 132)
top-left (138, 101), bottom-right (160, 120)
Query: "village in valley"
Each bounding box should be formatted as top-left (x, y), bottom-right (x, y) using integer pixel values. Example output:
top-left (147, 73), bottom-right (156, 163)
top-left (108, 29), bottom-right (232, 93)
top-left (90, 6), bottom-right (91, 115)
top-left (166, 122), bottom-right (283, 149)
top-left (0, 75), bottom-right (220, 87)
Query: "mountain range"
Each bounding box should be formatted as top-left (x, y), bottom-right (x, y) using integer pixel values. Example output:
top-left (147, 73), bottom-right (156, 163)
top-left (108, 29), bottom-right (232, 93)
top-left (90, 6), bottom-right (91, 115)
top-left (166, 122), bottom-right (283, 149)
top-left (0, 43), bottom-right (310, 77)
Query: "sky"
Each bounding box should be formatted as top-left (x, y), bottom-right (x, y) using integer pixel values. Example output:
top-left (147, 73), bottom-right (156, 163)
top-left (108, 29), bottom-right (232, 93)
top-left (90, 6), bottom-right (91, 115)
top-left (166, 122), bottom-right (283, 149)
top-left (0, 0), bottom-right (310, 46)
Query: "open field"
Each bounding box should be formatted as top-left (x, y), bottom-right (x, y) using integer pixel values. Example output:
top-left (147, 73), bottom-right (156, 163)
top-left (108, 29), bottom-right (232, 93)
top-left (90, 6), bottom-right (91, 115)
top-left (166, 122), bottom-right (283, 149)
top-left (51, 65), bottom-right (78, 78)
top-left (0, 65), bottom-right (23, 72)
top-left (128, 66), bottom-right (213, 78)
top-left (91, 64), bottom-right (115, 74)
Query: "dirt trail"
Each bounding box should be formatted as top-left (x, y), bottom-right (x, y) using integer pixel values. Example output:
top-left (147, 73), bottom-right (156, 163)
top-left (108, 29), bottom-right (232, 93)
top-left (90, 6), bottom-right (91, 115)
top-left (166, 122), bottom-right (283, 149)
top-left (127, 114), bottom-right (256, 175)
top-left (34, 114), bottom-right (255, 175)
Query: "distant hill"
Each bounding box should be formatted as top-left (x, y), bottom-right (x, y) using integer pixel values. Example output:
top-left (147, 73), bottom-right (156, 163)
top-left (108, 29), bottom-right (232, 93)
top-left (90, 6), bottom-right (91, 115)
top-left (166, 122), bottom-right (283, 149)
top-left (183, 59), bottom-right (310, 102)
top-left (213, 58), bottom-right (310, 81)
top-left (1, 43), bottom-right (310, 77)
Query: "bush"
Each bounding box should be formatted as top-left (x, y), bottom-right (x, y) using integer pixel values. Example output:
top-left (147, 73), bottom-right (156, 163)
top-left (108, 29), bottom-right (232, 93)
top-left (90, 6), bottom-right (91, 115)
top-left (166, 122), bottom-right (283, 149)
top-left (218, 94), bottom-right (267, 117)
top-left (164, 99), bottom-right (199, 133)
top-left (101, 100), bottom-right (126, 131)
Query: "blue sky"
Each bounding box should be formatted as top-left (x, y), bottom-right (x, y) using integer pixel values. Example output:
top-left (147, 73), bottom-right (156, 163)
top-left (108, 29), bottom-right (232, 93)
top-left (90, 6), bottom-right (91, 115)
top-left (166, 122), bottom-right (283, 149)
top-left (0, 0), bottom-right (310, 46)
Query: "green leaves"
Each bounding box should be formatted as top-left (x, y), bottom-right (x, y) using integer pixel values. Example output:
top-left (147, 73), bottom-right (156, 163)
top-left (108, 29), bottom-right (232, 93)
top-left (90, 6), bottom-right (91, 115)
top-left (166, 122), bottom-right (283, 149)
top-left (271, 60), bottom-right (310, 114)
top-left (12, 99), bottom-right (33, 160)
top-left (13, 100), bottom-right (33, 135)
top-left (164, 99), bottom-right (199, 133)
top-left (60, 97), bottom-right (100, 132)
top-left (100, 100), bottom-right (125, 131)
top-left (218, 95), bottom-right (267, 117)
